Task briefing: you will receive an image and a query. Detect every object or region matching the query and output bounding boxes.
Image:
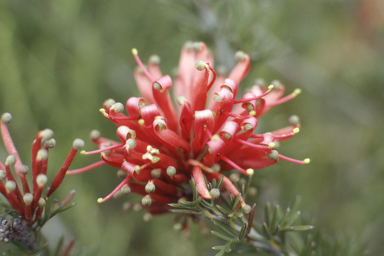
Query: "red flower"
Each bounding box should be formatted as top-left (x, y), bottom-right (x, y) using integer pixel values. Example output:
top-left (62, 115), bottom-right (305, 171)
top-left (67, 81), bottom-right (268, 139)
top-left (69, 42), bottom-right (309, 214)
top-left (0, 113), bottom-right (84, 225)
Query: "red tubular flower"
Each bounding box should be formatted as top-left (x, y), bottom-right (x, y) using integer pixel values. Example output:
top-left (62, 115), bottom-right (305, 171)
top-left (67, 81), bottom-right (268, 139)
top-left (0, 113), bottom-right (84, 225)
top-left (70, 42), bottom-right (309, 213)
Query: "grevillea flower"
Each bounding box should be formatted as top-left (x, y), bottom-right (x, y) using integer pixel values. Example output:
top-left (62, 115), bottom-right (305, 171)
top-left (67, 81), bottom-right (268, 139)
top-left (0, 113), bottom-right (84, 227)
top-left (69, 42), bottom-right (309, 214)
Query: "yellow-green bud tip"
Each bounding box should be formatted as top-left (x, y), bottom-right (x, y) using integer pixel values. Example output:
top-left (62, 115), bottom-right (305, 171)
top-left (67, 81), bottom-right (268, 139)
top-left (97, 198), bottom-right (104, 203)
top-left (249, 110), bottom-right (256, 117)
top-left (246, 168), bottom-right (254, 176)
top-left (132, 48), bottom-right (138, 55)
top-left (80, 150), bottom-right (86, 155)
top-left (293, 128), bottom-right (300, 134)
top-left (211, 134), bottom-right (220, 141)
top-left (268, 84), bottom-right (274, 90)
top-left (293, 88), bottom-right (302, 96)
top-left (269, 142), bottom-right (276, 149)
top-left (303, 158), bottom-right (310, 164)
top-left (138, 119), bottom-right (145, 126)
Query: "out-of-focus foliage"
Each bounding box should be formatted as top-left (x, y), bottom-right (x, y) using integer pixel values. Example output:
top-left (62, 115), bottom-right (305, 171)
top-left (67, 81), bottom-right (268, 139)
top-left (0, 0), bottom-right (383, 255)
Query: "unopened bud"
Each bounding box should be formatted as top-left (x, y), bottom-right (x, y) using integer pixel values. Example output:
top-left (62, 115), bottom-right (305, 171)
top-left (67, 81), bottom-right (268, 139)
top-left (117, 169), bottom-right (128, 179)
top-left (36, 174), bottom-right (48, 187)
top-left (289, 115), bottom-right (300, 126)
top-left (113, 190), bottom-right (122, 199)
top-left (23, 193), bottom-right (33, 205)
top-left (151, 168), bottom-right (162, 179)
top-left (37, 149), bottom-right (48, 161)
top-left (209, 188), bottom-right (220, 199)
top-left (273, 140), bottom-right (280, 149)
top-left (141, 195), bottom-right (152, 207)
top-left (270, 80), bottom-right (282, 90)
top-left (216, 65), bottom-right (227, 76)
top-left (243, 123), bottom-right (253, 131)
top-left (145, 182), bottom-right (156, 194)
top-left (41, 129), bottom-right (54, 143)
top-left (90, 130), bottom-right (101, 140)
top-left (247, 187), bottom-right (258, 197)
top-left (166, 166), bottom-right (176, 177)
top-left (254, 78), bottom-right (266, 87)
top-left (211, 164), bottom-right (220, 172)
top-left (5, 155), bottom-right (16, 166)
top-left (1, 113), bottom-right (12, 124)
top-left (38, 198), bottom-right (46, 208)
top-left (122, 201), bottom-right (132, 211)
top-left (126, 138), bottom-right (136, 149)
top-left (121, 184), bottom-right (131, 195)
top-left (192, 42), bottom-right (202, 51)
top-left (5, 181), bottom-right (16, 193)
top-left (132, 203), bottom-right (143, 212)
top-left (235, 51), bottom-right (245, 61)
top-left (143, 212), bottom-right (153, 222)
top-left (213, 94), bottom-right (222, 102)
top-left (73, 139), bottom-right (85, 150)
top-left (229, 173), bottom-right (240, 183)
top-left (44, 138), bottom-right (56, 148)
top-left (104, 99), bottom-right (116, 109)
top-left (195, 60), bottom-right (206, 71)
top-left (153, 82), bottom-right (162, 91)
top-left (113, 102), bottom-right (124, 113)
top-left (269, 150), bottom-right (279, 161)
top-left (149, 55), bottom-right (160, 65)
top-left (0, 170), bottom-right (7, 180)
top-left (242, 204), bottom-right (252, 214)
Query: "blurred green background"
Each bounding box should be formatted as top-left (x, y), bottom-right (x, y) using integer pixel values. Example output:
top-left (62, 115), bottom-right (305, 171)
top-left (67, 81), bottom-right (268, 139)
top-left (1, 0), bottom-right (383, 255)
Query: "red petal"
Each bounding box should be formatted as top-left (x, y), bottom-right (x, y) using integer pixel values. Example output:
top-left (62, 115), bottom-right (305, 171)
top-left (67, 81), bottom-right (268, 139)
top-left (203, 137), bottom-right (226, 166)
top-left (221, 157), bottom-right (278, 171)
top-left (152, 75), bottom-right (178, 131)
top-left (228, 53), bottom-right (250, 86)
top-left (219, 121), bottom-right (240, 142)
top-left (221, 79), bottom-right (238, 99)
top-left (150, 179), bottom-right (178, 195)
top-left (153, 119), bottom-right (191, 156)
top-left (211, 88), bottom-right (234, 133)
top-left (101, 152), bottom-right (125, 167)
top-left (126, 97), bottom-right (145, 117)
top-left (192, 166), bottom-right (211, 199)
top-left (191, 62), bottom-right (209, 113)
top-left (179, 100), bottom-right (193, 141)
top-left (148, 61), bottom-right (163, 81)
top-left (173, 45), bottom-right (196, 103)
top-left (133, 68), bottom-right (155, 104)
top-left (192, 109), bottom-right (215, 152)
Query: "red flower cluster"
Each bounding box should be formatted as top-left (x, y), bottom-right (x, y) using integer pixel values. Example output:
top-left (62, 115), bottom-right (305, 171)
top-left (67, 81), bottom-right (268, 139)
top-left (0, 113), bottom-right (84, 225)
top-left (69, 42), bottom-right (309, 214)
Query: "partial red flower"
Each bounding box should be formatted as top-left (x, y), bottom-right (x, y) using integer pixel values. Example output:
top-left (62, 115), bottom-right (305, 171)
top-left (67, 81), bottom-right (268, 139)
top-left (0, 113), bottom-right (84, 225)
top-left (69, 42), bottom-right (309, 214)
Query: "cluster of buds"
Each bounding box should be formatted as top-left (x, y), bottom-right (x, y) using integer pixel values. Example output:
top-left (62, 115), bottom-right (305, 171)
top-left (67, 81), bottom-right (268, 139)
top-left (69, 42), bottom-right (309, 216)
top-left (0, 113), bottom-right (84, 230)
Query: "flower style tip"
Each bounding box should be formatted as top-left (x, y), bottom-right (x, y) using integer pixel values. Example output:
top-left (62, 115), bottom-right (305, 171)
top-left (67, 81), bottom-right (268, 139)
top-left (72, 42), bottom-right (308, 216)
